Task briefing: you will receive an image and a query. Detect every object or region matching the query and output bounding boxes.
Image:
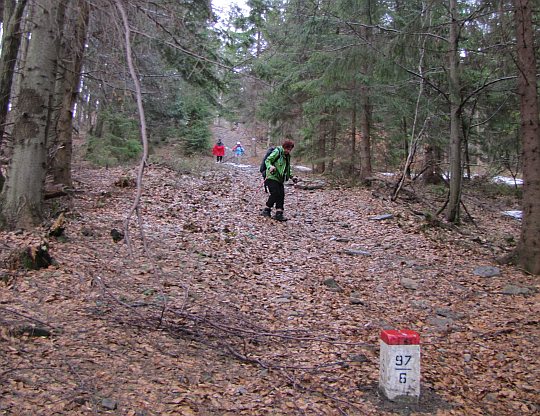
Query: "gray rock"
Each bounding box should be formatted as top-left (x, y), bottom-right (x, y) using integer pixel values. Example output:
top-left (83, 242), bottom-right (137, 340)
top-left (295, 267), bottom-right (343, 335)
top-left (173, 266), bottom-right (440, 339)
top-left (483, 393), bottom-right (498, 403)
top-left (436, 308), bottom-right (465, 320)
top-left (102, 398), bottom-right (117, 410)
top-left (369, 214), bottom-right (394, 221)
top-left (473, 266), bottom-right (501, 278)
top-left (349, 354), bottom-right (368, 363)
top-left (428, 316), bottom-right (454, 329)
top-left (350, 297), bottom-right (365, 305)
top-left (400, 277), bottom-right (419, 290)
top-left (501, 284), bottom-right (533, 295)
top-left (343, 249), bottom-right (371, 256)
top-left (412, 300), bottom-right (431, 310)
top-left (323, 278), bottom-right (344, 292)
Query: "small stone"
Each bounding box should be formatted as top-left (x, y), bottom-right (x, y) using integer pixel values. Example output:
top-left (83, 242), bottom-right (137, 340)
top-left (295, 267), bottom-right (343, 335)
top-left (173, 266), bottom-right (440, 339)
top-left (428, 316), bottom-right (454, 329)
top-left (273, 296), bottom-right (292, 303)
top-left (483, 393), bottom-right (498, 403)
top-left (369, 214), bottom-right (394, 221)
top-left (501, 285), bottom-right (532, 295)
top-left (463, 353), bottom-right (472, 363)
top-left (400, 278), bottom-right (419, 290)
top-left (323, 278), bottom-right (343, 292)
top-left (412, 300), bottom-right (431, 310)
top-left (473, 266), bottom-right (501, 278)
top-left (101, 398), bottom-right (117, 410)
top-left (343, 249), bottom-right (371, 256)
top-left (349, 354), bottom-right (368, 363)
top-left (350, 297), bottom-right (365, 305)
top-left (435, 308), bottom-right (465, 320)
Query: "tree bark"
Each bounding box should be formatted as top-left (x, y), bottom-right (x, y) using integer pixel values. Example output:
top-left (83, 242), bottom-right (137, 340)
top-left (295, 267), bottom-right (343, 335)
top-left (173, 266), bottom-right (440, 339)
top-left (349, 98), bottom-right (356, 175)
top-left (358, 88), bottom-right (372, 181)
top-left (0, 0), bottom-right (63, 229)
top-left (315, 120), bottom-right (326, 174)
top-left (328, 117), bottom-right (337, 173)
top-left (445, 0), bottom-right (463, 223)
top-left (50, 0), bottom-right (90, 187)
top-left (513, 0), bottom-right (540, 274)
top-left (358, 7), bottom-right (373, 182)
top-left (0, 0), bottom-right (28, 189)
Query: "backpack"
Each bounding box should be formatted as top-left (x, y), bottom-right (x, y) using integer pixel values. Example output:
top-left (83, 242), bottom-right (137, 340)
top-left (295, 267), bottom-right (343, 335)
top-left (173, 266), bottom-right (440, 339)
top-left (259, 147), bottom-right (282, 178)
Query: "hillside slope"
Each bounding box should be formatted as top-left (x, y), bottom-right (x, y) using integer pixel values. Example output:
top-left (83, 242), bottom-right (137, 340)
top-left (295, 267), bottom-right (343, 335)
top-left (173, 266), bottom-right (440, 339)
top-left (0, 150), bottom-right (537, 415)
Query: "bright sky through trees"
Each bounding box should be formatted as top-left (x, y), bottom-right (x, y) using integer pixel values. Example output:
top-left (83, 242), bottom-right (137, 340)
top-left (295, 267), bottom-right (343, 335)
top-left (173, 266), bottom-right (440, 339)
top-left (212, 0), bottom-right (248, 14)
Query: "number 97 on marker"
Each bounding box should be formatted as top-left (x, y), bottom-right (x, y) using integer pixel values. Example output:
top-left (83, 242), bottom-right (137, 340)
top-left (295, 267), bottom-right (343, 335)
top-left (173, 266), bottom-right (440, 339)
top-left (379, 330), bottom-right (421, 402)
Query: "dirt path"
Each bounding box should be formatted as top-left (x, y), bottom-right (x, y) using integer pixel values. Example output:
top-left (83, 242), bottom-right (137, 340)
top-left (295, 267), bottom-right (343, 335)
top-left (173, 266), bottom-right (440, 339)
top-left (211, 122), bottom-right (259, 164)
top-left (0, 157), bottom-right (538, 415)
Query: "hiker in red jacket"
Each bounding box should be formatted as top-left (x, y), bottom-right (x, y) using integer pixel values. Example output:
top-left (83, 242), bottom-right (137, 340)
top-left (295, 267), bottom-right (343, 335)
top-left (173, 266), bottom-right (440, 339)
top-left (212, 140), bottom-right (225, 163)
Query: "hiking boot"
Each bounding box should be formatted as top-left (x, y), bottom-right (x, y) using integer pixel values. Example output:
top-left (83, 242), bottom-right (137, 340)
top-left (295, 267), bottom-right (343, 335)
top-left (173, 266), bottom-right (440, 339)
top-left (272, 211), bottom-right (287, 222)
top-left (261, 207), bottom-right (271, 217)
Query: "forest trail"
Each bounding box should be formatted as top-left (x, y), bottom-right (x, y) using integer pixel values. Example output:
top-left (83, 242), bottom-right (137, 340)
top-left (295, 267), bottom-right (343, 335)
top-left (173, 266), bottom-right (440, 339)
top-left (0, 145), bottom-right (538, 415)
top-left (211, 122), bottom-right (258, 164)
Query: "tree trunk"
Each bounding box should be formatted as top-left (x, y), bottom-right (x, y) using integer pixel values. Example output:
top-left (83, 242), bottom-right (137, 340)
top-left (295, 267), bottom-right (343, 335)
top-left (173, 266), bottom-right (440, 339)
top-left (328, 117), bottom-right (337, 174)
top-left (421, 144), bottom-right (443, 185)
top-left (445, 0), bottom-right (462, 223)
top-left (359, 87), bottom-right (372, 180)
top-left (0, 0), bottom-right (28, 189)
top-left (402, 117), bottom-right (410, 178)
top-left (349, 97), bottom-right (356, 175)
top-left (513, 0), bottom-right (540, 274)
top-left (0, 0), bottom-right (63, 229)
top-left (358, 6), bottom-right (373, 182)
top-left (50, 0), bottom-right (89, 187)
top-left (315, 120), bottom-right (326, 174)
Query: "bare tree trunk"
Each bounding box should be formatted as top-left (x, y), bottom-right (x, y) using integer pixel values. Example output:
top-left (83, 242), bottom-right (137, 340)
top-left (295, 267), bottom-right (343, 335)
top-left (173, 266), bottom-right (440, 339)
top-left (349, 98), bottom-right (356, 175)
top-left (421, 144), bottom-right (443, 185)
top-left (315, 120), bottom-right (326, 174)
top-left (402, 117), bottom-right (410, 178)
top-left (50, 0), bottom-right (89, 187)
top-left (0, 0), bottom-right (62, 229)
top-left (0, 0), bottom-right (28, 189)
top-left (114, 0), bottom-right (150, 253)
top-left (328, 117), bottom-right (337, 174)
top-left (513, 0), bottom-right (540, 274)
top-left (358, 88), bottom-right (372, 181)
top-left (445, 0), bottom-right (463, 223)
top-left (358, 8), bottom-right (373, 182)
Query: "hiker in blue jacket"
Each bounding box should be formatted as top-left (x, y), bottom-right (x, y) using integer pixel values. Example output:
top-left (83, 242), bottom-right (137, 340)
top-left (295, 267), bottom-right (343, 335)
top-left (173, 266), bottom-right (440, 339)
top-left (232, 142), bottom-right (245, 160)
top-left (261, 139), bottom-right (296, 221)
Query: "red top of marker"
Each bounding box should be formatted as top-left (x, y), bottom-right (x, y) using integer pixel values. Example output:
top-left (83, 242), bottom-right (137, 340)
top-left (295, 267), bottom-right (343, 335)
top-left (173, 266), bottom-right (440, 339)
top-left (380, 330), bottom-right (420, 345)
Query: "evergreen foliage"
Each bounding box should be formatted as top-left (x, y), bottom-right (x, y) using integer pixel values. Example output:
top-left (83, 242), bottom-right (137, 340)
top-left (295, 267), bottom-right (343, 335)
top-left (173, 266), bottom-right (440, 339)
top-left (85, 111), bottom-right (142, 166)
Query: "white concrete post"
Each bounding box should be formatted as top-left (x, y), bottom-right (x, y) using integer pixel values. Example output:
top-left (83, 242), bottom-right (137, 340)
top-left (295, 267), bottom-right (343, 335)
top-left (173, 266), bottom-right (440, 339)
top-left (379, 329), bottom-right (421, 402)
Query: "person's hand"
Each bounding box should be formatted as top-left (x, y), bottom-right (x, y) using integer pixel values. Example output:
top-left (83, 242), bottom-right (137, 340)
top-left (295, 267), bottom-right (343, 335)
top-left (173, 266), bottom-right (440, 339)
top-left (269, 166), bottom-right (276, 173)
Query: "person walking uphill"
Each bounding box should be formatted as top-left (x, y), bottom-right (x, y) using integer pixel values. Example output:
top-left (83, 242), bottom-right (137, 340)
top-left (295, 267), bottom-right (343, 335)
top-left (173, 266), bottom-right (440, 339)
top-left (261, 139), bottom-right (297, 221)
top-left (212, 140), bottom-right (225, 163)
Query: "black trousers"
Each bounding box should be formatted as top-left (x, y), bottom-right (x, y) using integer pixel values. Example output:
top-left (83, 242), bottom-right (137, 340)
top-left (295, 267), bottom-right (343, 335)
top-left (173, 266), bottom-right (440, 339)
top-left (216, 156), bottom-right (223, 162)
top-left (265, 179), bottom-right (285, 210)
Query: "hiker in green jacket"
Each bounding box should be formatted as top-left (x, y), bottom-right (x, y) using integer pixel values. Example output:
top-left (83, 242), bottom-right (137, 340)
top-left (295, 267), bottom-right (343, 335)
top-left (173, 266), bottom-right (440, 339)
top-left (262, 139), bottom-right (297, 221)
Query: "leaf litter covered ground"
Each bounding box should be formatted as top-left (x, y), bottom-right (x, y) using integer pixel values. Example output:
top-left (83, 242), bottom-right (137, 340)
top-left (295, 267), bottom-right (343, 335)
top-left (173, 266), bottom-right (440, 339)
top-left (1, 139), bottom-right (539, 415)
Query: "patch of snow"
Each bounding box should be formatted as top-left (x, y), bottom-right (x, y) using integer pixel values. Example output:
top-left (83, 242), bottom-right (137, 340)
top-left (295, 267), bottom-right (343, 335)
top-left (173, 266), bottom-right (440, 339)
top-left (294, 165), bottom-right (312, 172)
top-left (380, 172), bottom-right (395, 177)
top-left (493, 176), bottom-right (523, 186)
top-left (502, 210), bottom-right (522, 220)
top-left (224, 162), bottom-right (251, 169)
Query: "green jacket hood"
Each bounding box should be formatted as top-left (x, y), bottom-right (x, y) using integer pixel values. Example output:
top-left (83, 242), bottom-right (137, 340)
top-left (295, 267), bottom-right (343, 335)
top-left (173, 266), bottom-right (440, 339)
top-left (264, 146), bottom-right (292, 183)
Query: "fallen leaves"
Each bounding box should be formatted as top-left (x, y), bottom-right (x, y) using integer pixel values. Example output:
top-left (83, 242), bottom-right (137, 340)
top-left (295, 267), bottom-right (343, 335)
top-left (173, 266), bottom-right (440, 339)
top-left (0, 159), bottom-right (538, 415)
